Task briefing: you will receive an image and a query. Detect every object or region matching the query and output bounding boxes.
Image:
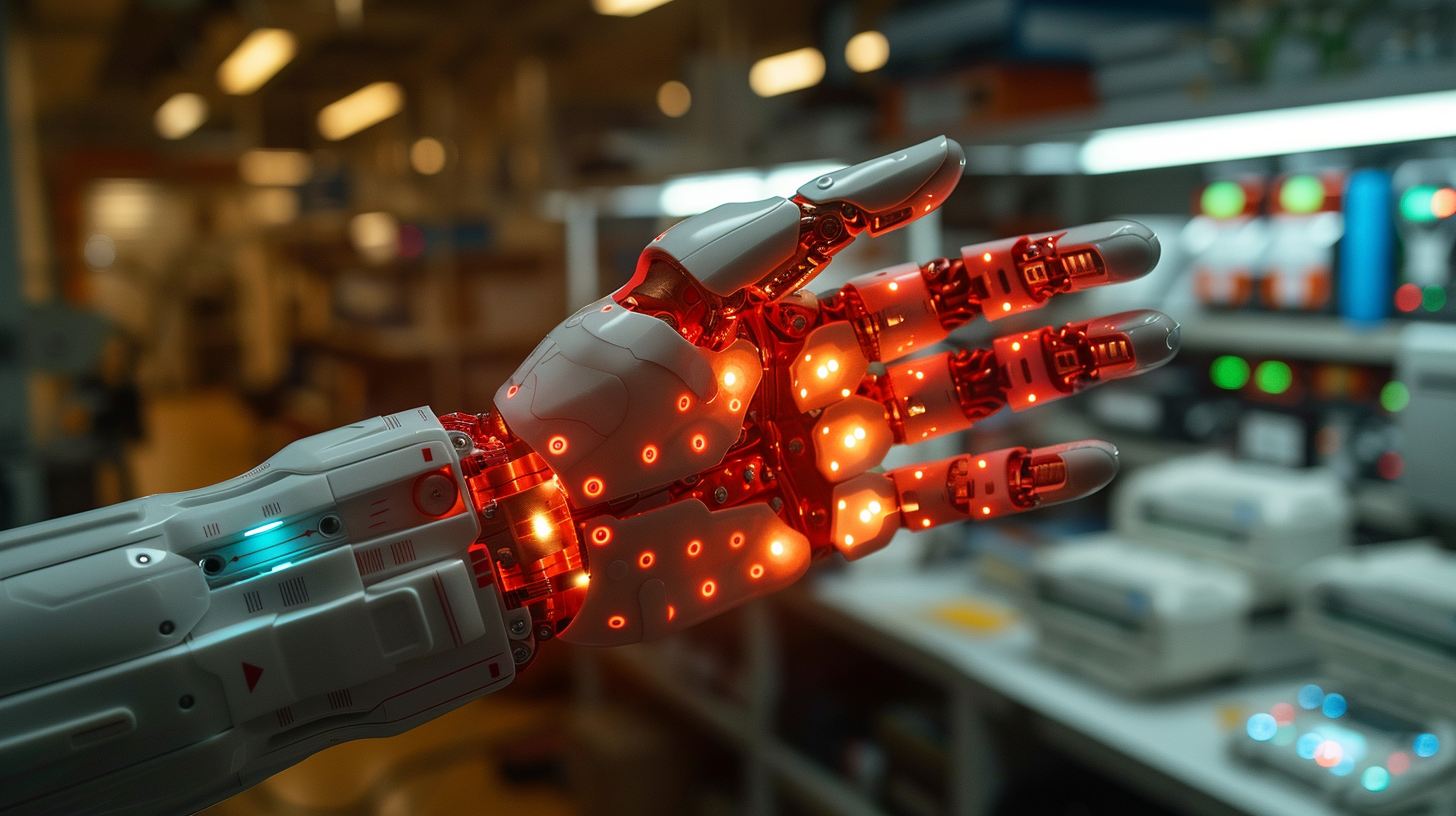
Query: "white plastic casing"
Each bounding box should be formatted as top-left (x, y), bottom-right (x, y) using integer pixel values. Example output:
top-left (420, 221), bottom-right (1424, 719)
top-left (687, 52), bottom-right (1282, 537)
top-left (1030, 534), bottom-right (1252, 693)
top-left (0, 408), bottom-right (514, 816)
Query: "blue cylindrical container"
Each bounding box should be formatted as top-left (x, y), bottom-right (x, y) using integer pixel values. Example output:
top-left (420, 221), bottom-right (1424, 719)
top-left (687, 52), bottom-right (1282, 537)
top-left (1340, 169), bottom-right (1394, 324)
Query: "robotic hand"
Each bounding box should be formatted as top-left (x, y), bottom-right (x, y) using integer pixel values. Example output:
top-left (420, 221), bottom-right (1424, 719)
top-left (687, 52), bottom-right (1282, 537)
top-left (0, 136), bottom-right (1176, 816)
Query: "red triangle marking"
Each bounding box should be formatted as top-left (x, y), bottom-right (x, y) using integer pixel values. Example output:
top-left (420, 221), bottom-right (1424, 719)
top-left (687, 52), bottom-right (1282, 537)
top-left (242, 662), bottom-right (264, 692)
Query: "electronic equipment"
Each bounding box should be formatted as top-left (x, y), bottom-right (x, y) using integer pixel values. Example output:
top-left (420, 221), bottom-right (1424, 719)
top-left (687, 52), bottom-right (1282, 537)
top-left (1396, 323), bottom-right (1456, 526)
top-left (1030, 535), bottom-right (1251, 692)
top-left (1230, 544), bottom-right (1456, 813)
top-left (1392, 159), bottom-right (1456, 322)
top-left (1111, 454), bottom-right (1351, 606)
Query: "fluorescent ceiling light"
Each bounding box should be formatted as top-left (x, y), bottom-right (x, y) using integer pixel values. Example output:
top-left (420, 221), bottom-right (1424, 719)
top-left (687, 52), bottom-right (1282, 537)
top-left (318, 82), bottom-right (404, 140)
top-left (217, 29), bottom-right (297, 95)
top-left (593, 0), bottom-right (674, 16)
top-left (239, 149), bottom-right (313, 186)
top-left (1081, 90), bottom-right (1456, 174)
top-left (660, 161), bottom-right (847, 217)
top-left (750, 48), bottom-right (825, 98)
top-left (155, 93), bottom-right (207, 139)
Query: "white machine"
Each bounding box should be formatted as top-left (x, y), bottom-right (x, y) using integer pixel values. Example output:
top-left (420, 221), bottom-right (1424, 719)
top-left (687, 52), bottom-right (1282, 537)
top-left (1029, 454), bottom-right (1349, 692)
top-left (1230, 544), bottom-right (1456, 813)
top-left (1030, 535), bottom-right (1251, 692)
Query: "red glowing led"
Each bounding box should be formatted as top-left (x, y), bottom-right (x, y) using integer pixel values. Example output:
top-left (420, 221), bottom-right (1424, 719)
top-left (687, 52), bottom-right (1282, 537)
top-left (1396, 283), bottom-right (1424, 313)
top-left (583, 477), bottom-right (604, 497)
top-left (600, 305), bottom-right (613, 312)
top-left (506, 384), bottom-right (519, 398)
top-left (1388, 751), bottom-right (1411, 776)
top-left (667, 605), bottom-right (676, 620)
top-left (691, 434), bottom-right (707, 452)
top-left (639, 551), bottom-right (655, 568)
top-left (1377, 451), bottom-right (1404, 480)
top-left (701, 580), bottom-right (716, 598)
top-left (608, 615), bottom-right (626, 629)
top-left (749, 564), bottom-right (764, 579)
top-left (1271, 702), bottom-right (1295, 726)
top-left (677, 395), bottom-right (691, 411)
top-left (729, 532), bottom-right (744, 548)
top-left (642, 445), bottom-right (658, 463)
top-left (729, 399), bottom-right (742, 412)
top-left (548, 436), bottom-right (568, 454)
top-left (687, 540), bottom-right (702, 556)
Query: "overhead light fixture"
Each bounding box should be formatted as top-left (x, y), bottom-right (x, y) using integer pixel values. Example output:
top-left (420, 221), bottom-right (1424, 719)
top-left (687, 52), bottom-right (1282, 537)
top-left (318, 82), bottom-right (404, 140)
top-left (155, 92), bottom-right (208, 139)
top-left (217, 29), bottom-right (297, 95)
top-left (845, 31), bottom-right (889, 73)
top-left (410, 137), bottom-right (447, 175)
top-left (592, 0), bottom-right (674, 16)
top-left (1081, 89), bottom-right (1456, 174)
top-left (749, 47), bottom-right (825, 98)
top-left (239, 149), bottom-right (313, 186)
top-left (657, 80), bottom-right (691, 118)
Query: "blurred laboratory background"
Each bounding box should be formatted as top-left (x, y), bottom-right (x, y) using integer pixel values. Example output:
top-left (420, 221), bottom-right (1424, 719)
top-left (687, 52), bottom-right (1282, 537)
top-left (3, 0), bottom-right (1456, 814)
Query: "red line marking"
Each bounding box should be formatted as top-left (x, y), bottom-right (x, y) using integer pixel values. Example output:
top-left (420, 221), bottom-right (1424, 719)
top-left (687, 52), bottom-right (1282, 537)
top-left (432, 573), bottom-right (463, 648)
top-left (422, 448), bottom-right (434, 462)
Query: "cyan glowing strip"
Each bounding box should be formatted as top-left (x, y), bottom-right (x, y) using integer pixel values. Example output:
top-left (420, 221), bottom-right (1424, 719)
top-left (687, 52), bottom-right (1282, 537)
top-left (1080, 89), bottom-right (1456, 174)
top-left (243, 520), bottom-right (284, 537)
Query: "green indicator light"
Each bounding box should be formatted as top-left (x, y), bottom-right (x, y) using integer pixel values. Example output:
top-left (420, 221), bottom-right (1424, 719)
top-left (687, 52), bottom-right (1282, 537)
top-left (1254, 360), bottom-right (1293, 395)
top-left (1423, 285), bottom-right (1447, 312)
top-left (1362, 766), bottom-right (1390, 793)
top-left (1401, 186), bottom-right (1439, 222)
top-left (1380, 381), bottom-right (1410, 413)
top-left (1210, 355), bottom-right (1251, 390)
top-left (1202, 181), bottom-right (1247, 219)
top-left (1280, 175), bottom-right (1325, 214)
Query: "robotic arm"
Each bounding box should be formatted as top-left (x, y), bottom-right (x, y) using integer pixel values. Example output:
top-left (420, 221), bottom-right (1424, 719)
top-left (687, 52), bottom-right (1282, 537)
top-left (0, 136), bottom-right (1176, 815)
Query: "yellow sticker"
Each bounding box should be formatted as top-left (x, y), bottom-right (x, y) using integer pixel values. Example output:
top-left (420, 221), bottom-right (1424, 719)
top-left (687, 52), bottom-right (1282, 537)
top-left (928, 600), bottom-right (1016, 634)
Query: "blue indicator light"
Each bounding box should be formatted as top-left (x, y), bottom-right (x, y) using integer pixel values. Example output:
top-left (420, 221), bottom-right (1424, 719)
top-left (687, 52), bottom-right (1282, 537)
top-left (1323, 693), bottom-right (1348, 719)
top-left (1414, 734), bottom-right (1440, 757)
top-left (1331, 756), bottom-right (1356, 776)
top-left (1247, 713), bottom-right (1278, 741)
top-left (1297, 732), bottom-right (1322, 759)
top-left (244, 520), bottom-right (284, 537)
top-left (1362, 766), bottom-right (1391, 792)
top-left (1298, 684), bottom-right (1325, 710)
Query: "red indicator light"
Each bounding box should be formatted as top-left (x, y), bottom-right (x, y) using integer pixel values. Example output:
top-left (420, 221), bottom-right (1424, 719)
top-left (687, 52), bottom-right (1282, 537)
top-left (691, 434), bottom-right (707, 452)
top-left (667, 605), bottom-right (676, 620)
top-left (608, 615), bottom-right (626, 629)
top-left (1389, 752), bottom-right (1411, 776)
top-left (749, 564), bottom-right (764, 579)
top-left (1395, 283), bottom-right (1423, 312)
top-left (677, 395), bottom-right (691, 411)
top-left (687, 540), bottom-right (702, 556)
top-left (1377, 451), bottom-right (1404, 480)
top-left (701, 580), bottom-right (716, 598)
top-left (600, 305), bottom-right (613, 312)
top-left (729, 399), bottom-right (742, 412)
top-left (583, 478), bottom-right (604, 497)
top-left (642, 445), bottom-right (658, 463)
top-left (548, 436), bottom-right (568, 454)
top-left (729, 532), bottom-right (744, 548)
top-left (639, 551), bottom-right (655, 568)
top-left (591, 527), bottom-right (611, 545)
top-left (506, 385), bottom-right (519, 398)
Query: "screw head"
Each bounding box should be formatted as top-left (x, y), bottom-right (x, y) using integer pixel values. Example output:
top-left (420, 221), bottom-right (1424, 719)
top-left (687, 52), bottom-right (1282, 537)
top-left (770, 497), bottom-right (784, 512)
top-left (809, 508), bottom-right (827, 526)
top-left (788, 439), bottom-right (804, 454)
top-left (743, 466), bottom-right (755, 484)
top-left (449, 432), bottom-right (473, 453)
top-left (178, 695), bottom-right (195, 709)
top-left (509, 618), bottom-right (528, 636)
top-left (512, 644), bottom-right (533, 664)
top-left (495, 548), bottom-right (516, 568)
top-left (159, 620), bottom-right (175, 635)
top-left (535, 624), bottom-right (554, 641)
top-left (816, 175), bottom-right (833, 189)
top-left (714, 486), bottom-right (729, 504)
top-left (792, 315), bottom-right (806, 332)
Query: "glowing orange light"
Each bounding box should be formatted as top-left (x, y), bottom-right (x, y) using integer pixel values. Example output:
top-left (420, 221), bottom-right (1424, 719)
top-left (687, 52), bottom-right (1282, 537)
top-left (591, 526), bottom-right (612, 544)
top-left (800, 388), bottom-right (809, 398)
top-left (1027, 394), bottom-right (1037, 403)
top-left (837, 499), bottom-right (847, 509)
top-left (575, 573), bottom-right (590, 587)
top-left (805, 354), bottom-right (812, 362)
top-left (914, 470), bottom-right (923, 479)
top-left (977, 459), bottom-right (986, 468)
top-left (822, 427), bottom-right (829, 434)
top-left (915, 371), bottom-right (924, 379)
top-left (817, 365), bottom-right (829, 378)
top-left (921, 519), bottom-right (931, 527)
top-left (548, 435), bottom-right (568, 454)
top-left (841, 389), bottom-right (851, 397)
top-left (701, 580), bottom-right (716, 598)
top-left (730, 532), bottom-right (745, 548)
top-left (730, 399), bottom-right (742, 411)
top-left (608, 615), bottom-right (626, 628)
top-left (667, 605), bottom-right (676, 620)
top-left (844, 434), bottom-right (856, 448)
top-left (888, 282), bottom-right (898, 291)
top-left (859, 509), bottom-right (871, 522)
top-left (691, 434), bottom-right (707, 452)
top-left (981, 507), bottom-right (990, 515)
top-left (749, 564), bottom-right (764, 579)
top-left (844, 534), bottom-right (855, 546)
top-left (507, 385), bottom-right (519, 398)
top-left (770, 541), bottom-right (785, 556)
top-left (1011, 342), bottom-right (1021, 351)
top-left (983, 252), bottom-right (992, 262)
top-left (584, 477), bottom-right (604, 497)
top-left (828, 359), bottom-right (840, 372)
top-left (642, 445), bottom-right (658, 463)
top-left (830, 461), bottom-right (840, 472)
top-left (1434, 188), bottom-right (1456, 219)
top-left (1002, 302), bottom-right (1011, 312)
top-left (687, 540), bottom-right (702, 556)
top-left (639, 551), bottom-right (655, 568)
top-left (677, 395), bottom-right (691, 411)
top-left (723, 370), bottom-right (738, 387)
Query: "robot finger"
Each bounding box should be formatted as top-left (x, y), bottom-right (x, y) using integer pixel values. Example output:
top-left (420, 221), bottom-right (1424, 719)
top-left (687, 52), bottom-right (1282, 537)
top-left (838, 220), bottom-right (1161, 363)
top-left (826, 440), bottom-right (1119, 560)
top-left (863, 308), bottom-right (1178, 447)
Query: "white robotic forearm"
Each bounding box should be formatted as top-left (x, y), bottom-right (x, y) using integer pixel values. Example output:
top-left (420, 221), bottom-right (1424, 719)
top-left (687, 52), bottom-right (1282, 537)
top-left (0, 136), bottom-right (1177, 815)
top-left (0, 410), bottom-right (521, 815)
